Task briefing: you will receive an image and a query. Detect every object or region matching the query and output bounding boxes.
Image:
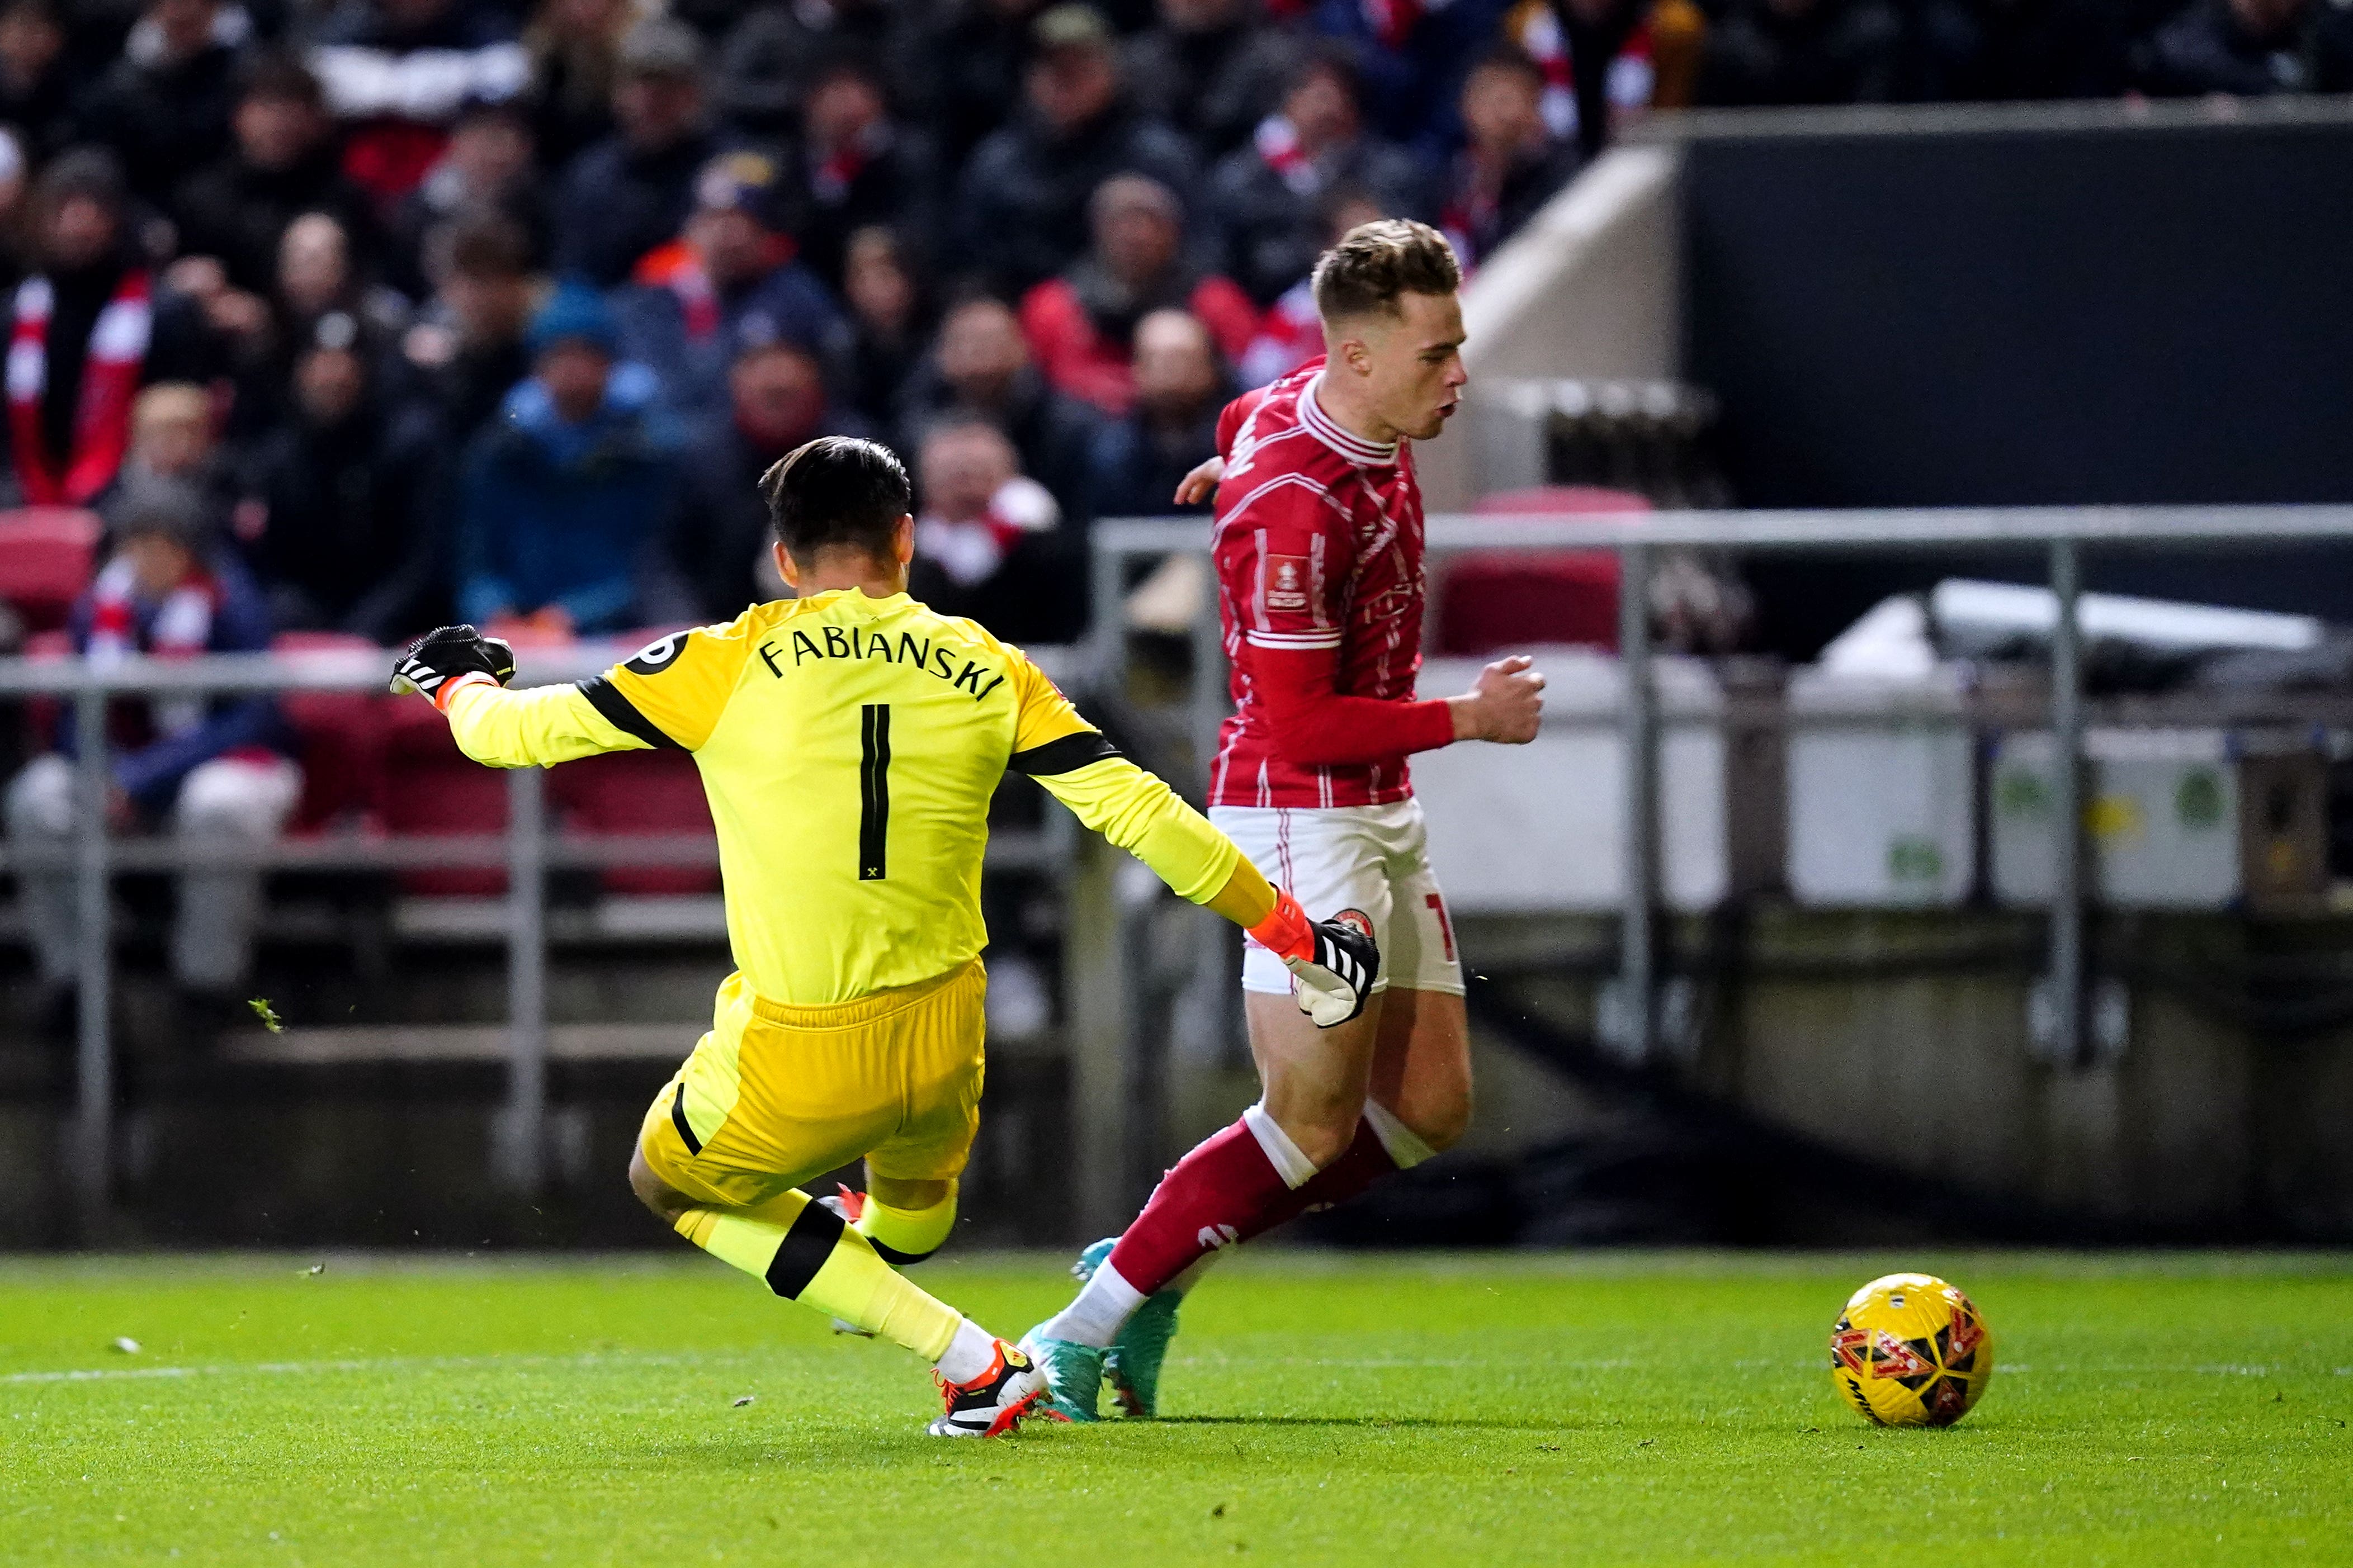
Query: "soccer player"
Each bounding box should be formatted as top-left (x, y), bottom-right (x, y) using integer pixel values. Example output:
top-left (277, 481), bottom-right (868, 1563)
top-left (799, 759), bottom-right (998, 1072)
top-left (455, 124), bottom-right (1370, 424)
top-left (389, 437), bottom-right (1378, 1438)
top-left (1023, 220), bottom-right (1547, 1419)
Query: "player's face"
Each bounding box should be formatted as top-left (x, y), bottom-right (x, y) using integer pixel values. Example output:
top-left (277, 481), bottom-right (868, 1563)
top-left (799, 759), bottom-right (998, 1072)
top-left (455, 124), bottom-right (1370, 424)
top-left (1362, 291), bottom-right (1467, 442)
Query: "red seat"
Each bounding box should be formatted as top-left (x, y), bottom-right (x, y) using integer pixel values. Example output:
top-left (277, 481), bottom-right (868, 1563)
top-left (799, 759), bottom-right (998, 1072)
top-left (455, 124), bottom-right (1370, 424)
top-left (271, 631), bottom-right (390, 832)
top-left (1435, 487), bottom-right (1650, 655)
top-left (549, 748), bottom-right (717, 896)
top-left (381, 697), bottom-right (508, 896)
top-left (0, 508), bottom-right (101, 633)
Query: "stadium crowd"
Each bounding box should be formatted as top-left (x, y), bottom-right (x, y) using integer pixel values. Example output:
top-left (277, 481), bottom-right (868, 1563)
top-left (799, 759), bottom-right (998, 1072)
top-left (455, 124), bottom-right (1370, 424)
top-left (0, 0), bottom-right (2343, 1010)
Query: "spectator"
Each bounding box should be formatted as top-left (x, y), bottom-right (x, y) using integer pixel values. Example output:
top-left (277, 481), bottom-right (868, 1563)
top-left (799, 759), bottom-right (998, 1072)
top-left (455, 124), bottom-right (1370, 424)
top-left (388, 94), bottom-right (550, 299)
top-left (114, 381), bottom-right (236, 529)
top-left (612, 149), bottom-right (848, 436)
top-left (236, 316), bottom-right (443, 641)
top-left (839, 225), bottom-right (931, 430)
top-left (897, 293), bottom-right (1100, 524)
top-left (0, 129), bottom-right (31, 294)
top-left (1441, 47), bottom-right (1579, 269)
top-left (1086, 307), bottom-right (1230, 518)
top-left (789, 55), bottom-right (937, 293)
top-left (955, 4), bottom-right (1199, 296)
top-left (673, 338), bottom-right (868, 618)
top-left (456, 281), bottom-right (686, 638)
top-left (72, 0), bottom-right (247, 207)
top-left (1504, 0), bottom-right (1704, 159)
top-left (1910, 0), bottom-right (2132, 98)
top-left (1236, 185), bottom-right (1382, 385)
top-left (306, 0), bottom-right (530, 209)
top-left (206, 209), bottom-right (409, 438)
top-left (522, 0), bottom-right (633, 173)
top-left (5, 484), bottom-right (294, 1026)
top-left (173, 54), bottom-right (377, 295)
top-left (2136, 0), bottom-right (2353, 93)
top-left (1018, 173), bottom-right (1256, 416)
top-left (401, 212), bottom-right (537, 449)
top-left (1306, 0), bottom-right (1515, 150)
top-left (1695, 0), bottom-right (1907, 105)
top-left (909, 0), bottom-right (1052, 172)
top-left (908, 416), bottom-right (1081, 643)
top-left (553, 15), bottom-right (722, 288)
top-left (7, 150), bottom-right (214, 509)
top-left (715, 0), bottom-right (903, 138)
top-left (0, 0), bottom-right (74, 162)
top-left (1208, 46), bottom-right (1432, 304)
top-left (1126, 0), bottom-right (1304, 162)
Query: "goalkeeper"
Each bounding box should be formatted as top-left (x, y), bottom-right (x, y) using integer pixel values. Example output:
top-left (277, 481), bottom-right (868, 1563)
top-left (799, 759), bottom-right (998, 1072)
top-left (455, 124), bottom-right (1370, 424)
top-left (390, 436), bottom-right (1376, 1438)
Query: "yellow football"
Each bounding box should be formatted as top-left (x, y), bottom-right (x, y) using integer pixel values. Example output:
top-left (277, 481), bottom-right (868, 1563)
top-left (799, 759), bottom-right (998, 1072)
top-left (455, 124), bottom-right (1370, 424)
top-left (1828, 1272), bottom-right (1993, 1427)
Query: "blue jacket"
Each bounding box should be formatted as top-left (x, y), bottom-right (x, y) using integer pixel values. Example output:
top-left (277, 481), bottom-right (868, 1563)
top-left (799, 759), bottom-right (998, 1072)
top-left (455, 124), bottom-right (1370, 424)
top-left (60, 549), bottom-right (288, 812)
top-left (611, 264), bottom-right (851, 435)
top-left (456, 364), bottom-right (686, 635)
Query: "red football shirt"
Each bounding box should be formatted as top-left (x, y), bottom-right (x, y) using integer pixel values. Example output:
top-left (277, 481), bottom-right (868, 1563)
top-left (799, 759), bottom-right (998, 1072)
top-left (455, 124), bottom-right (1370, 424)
top-left (1207, 358), bottom-right (1454, 809)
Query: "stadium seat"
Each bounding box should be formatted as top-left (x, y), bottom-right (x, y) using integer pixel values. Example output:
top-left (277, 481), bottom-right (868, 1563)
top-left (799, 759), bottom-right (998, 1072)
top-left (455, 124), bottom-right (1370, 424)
top-left (548, 749), bottom-right (719, 897)
top-left (380, 696), bottom-right (509, 896)
top-left (1434, 487), bottom-right (1650, 656)
top-left (0, 507), bottom-right (101, 633)
top-left (271, 632), bottom-right (390, 833)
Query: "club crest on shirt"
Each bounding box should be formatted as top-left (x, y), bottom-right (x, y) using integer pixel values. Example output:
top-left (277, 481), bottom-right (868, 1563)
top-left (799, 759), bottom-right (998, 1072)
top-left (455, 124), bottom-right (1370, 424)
top-left (1265, 554), bottom-right (1311, 612)
top-left (1331, 908), bottom-right (1374, 940)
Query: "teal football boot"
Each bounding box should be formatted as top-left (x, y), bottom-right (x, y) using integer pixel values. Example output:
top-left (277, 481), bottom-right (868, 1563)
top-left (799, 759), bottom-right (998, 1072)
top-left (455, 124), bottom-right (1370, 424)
top-left (1075, 1238), bottom-right (1182, 1419)
top-left (1016, 1328), bottom-right (1104, 1423)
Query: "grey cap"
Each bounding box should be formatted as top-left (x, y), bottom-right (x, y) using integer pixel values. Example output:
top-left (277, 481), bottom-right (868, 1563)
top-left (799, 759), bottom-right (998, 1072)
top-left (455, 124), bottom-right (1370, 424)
top-left (619, 16), bottom-right (705, 79)
top-left (108, 478), bottom-right (212, 552)
top-left (1033, 4), bottom-right (1114, 52)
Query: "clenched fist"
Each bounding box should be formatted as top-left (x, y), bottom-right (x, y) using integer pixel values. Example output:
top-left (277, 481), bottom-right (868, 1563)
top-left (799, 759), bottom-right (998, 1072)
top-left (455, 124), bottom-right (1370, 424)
top-left (1446, 655), bottom-right (1546, 744)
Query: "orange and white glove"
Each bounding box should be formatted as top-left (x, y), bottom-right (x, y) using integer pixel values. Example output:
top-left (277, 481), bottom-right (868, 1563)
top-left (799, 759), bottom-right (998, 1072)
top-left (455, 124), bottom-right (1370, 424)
top-left (390, 626), bottom-right (518, 712)
top-left (1248, 890), bottom-right (1380, 1028)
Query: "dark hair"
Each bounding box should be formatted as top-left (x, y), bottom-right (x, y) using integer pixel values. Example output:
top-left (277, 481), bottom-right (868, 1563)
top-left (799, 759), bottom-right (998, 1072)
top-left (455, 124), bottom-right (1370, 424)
top-left (1469, 42), bottom-right (1548, 89)
top-left (443, 213), bottom-right (532, 280)
top-left (1311, 217), bottom-right (1461, 323)
top-left (238, 51), bottom-right (325, 110)
top-left (759, 435), bottom-right (911, 560)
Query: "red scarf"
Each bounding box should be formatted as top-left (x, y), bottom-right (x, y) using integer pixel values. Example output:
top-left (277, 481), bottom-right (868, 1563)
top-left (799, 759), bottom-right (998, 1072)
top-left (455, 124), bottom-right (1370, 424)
top-left (7, 270), bottom-right (152, 506)
top-left (1254, 116), bottom-right (1322, 196)
top-left (1361, 0), bottom-right (1423, 49)
top-left (87, 552), bottom-right (216, 736)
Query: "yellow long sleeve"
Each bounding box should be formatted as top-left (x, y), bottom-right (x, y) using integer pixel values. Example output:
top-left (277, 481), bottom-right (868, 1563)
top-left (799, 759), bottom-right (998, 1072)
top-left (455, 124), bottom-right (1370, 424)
top-left (442, 681), bottom-right (650, 768)
top-left (1030, 754), bottom-right (1244, 906)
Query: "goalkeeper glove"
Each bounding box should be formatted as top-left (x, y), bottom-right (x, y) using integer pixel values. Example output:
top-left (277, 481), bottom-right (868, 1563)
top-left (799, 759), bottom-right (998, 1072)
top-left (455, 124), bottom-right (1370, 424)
top-left (1248, 890), bottom-right (1380, 1028)
top-left (390, 625), bottom-right (517, 711)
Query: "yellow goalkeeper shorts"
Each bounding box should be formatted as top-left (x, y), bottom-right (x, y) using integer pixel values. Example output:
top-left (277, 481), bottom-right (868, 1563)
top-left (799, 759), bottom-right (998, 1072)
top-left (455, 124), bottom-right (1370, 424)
top-left (636, 958), bottom-right (987, 1209)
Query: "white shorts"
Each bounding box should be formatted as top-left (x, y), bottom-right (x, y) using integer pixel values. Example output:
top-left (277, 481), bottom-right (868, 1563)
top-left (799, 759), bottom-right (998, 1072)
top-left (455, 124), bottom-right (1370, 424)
top-left (1213, 798), bottom-right (1465, 998)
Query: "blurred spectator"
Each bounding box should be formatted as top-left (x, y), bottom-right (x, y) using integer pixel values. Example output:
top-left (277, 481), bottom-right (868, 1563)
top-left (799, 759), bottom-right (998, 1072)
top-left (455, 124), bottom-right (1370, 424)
top-left (7, 150), bottom-right (214, 509)
top-left (1908, 0), bottom-right (2130, 98)
top-left (1306, 0), bottom-right (1515, 150)
top-left (612, 149), bottom-right (848, 435)
top-left (789, 55), bottom-right (937, 293)
top-left (0, 0), bottom-right (75, 162)
top-left (1019, 173), bottom-right (1256, 416)
top-left (204, 209), bottom-right (408, 437)
top-left (1235, 186), bottom-right (1384, 386)
top-left (897, 293), bottom-right (1100, 524)
top-left (235, 318), bottom-right (443, 641)
top-left (2136, 0), bottom-right (2353, 92)
top-left (715, 0), bottom-right (902, 138)
top-left (1696, 0), bottom-right (1907, 105)
top-left (1124, 0), bottom-right (1303, 161)
top-left (673, 338), bottom-right (868, 618)
top-left (1441, 47), bottom-right (1579, 268)
top-left (173, 54), bottom-right (377, 295)
top-left (388, 94), bottom-right (550, 299)
top-left (554, 15), bottom-right (722, 288)
top-left (6, 483), bottom-right (294, 1022)
top-left (1085, 308), bottom-right (1230, 518)
top-left (306, 0), bottom-right (530, 209)
top-left (955, 4), bottom-right (1199, 296)
top-left (0, 129), bottom-right (30, 293)
top-left (1504, 0), bottom-right (1703, 159)
top-left (1208, 46), bottom-right (1432, 304)
top-left (456, 281), bottom-right (685, 638)
top-left (911, 0), bottom-right (1052, 172)
top-left (839, 225), bottom-right (931, 430)
top-left (522, 0), bottom-right (635, 173)
top-left (401, 212), bottom-right (537, 449)
top-left (908, 416), bottom-right (1080, 642)
top-left (115, 381), bottom-right (235, 527)
top-left (72, 0), bottom-right (248, 206)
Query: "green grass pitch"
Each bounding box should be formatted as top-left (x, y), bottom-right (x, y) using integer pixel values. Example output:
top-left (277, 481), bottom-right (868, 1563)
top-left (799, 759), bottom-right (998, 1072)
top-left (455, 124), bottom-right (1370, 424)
top-left (3, 1251), bottom-right (2350, 1566)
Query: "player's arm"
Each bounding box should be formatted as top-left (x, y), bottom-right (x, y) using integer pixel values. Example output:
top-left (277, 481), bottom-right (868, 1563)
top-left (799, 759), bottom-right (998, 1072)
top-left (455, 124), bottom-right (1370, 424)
top-left (1008, 657), bottom-right (1375, 1025)
top-left (390, 625), bottom-right (647, 766)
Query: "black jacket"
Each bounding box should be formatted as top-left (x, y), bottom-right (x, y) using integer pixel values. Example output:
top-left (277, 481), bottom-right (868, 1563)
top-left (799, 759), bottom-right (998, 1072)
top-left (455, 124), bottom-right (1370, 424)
top-left (555, 127), bottom-right (725, 289)
top-left (895, 361), bottom-right (1103, 526)
top-left (953, 106), bottom-right (1200, 297)
top-left (1207, 133), bottom-right (1434, 305)
top-left (74, 42), bottom-right (244, 204)
top-left (173, 146), bottom-right (382, 293)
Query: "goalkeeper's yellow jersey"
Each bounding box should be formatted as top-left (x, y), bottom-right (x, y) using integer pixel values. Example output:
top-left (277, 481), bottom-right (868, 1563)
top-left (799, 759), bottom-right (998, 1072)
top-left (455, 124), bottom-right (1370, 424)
top-left (441, 588), bottom-right (1247, 1006)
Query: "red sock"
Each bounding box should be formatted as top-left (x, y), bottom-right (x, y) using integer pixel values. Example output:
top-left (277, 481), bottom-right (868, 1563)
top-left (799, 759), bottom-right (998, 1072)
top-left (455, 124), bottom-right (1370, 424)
top-left (1105, 1117), bottom-right (1300, 1295)
top-left (1248, 1116), bottom-right (1398, 1237)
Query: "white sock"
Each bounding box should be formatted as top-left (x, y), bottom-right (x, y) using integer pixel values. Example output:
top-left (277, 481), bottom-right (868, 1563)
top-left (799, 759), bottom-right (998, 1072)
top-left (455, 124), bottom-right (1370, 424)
top-left (1242, 1102), bottom-right (1318, 1188)
top-left (1039, 1259), bottom-right (1145, 1349)
top-left (935, 1316), bottom-right (1000, 1386)
top-left (1364, 1100), bottom-right (1438, 1170)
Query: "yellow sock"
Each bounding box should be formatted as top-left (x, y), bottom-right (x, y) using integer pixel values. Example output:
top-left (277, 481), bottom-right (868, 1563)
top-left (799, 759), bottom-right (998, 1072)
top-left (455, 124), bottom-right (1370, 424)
top-left (673, 1190), bottom-right (963, 1363)
top-left (856, 1182), bottom-right (958, 1264)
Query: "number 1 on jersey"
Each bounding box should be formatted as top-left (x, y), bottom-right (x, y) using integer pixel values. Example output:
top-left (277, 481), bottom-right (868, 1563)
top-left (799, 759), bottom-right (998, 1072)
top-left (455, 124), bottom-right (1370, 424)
top-left (859, 703), bottom-right (891, 880)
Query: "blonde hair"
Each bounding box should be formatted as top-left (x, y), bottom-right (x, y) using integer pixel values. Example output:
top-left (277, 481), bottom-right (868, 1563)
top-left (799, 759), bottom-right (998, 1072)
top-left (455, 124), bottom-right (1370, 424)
top-left (1311, 219), bottom-right (1461, 325)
